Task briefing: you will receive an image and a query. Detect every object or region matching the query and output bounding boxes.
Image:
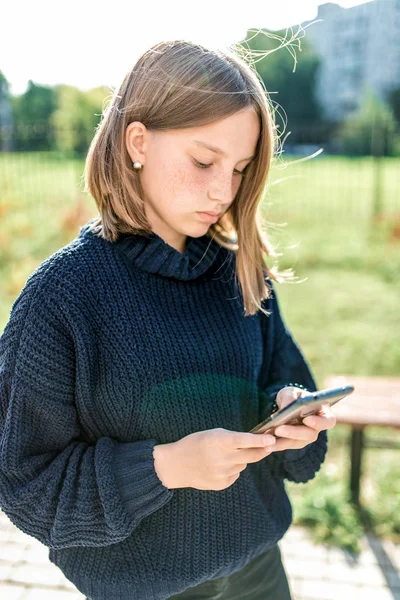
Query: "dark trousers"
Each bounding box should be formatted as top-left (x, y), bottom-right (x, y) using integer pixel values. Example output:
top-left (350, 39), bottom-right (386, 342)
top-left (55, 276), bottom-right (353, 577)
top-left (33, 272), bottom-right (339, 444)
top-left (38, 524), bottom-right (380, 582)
top-left (168, 544), bottom-right (292, 600)
top-left (84, 544), bottom-right (292, 600)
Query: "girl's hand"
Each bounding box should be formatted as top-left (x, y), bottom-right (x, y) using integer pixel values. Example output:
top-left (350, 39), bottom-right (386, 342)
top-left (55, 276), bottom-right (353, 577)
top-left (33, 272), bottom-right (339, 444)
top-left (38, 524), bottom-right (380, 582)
top-left (153, 427), bottom-right (277, 491)
top-left (269, 386), bottom-right (336, 452)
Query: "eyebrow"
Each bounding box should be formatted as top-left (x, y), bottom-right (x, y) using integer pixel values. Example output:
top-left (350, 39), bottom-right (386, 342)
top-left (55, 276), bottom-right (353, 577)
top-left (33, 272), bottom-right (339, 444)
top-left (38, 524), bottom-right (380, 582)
top-left (191, 140), bottom-right (255, 162)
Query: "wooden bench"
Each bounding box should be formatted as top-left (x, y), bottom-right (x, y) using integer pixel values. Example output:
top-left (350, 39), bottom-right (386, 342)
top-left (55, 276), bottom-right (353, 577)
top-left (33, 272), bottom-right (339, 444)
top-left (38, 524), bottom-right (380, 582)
top-left (323, 375), bottom-right (400, 506)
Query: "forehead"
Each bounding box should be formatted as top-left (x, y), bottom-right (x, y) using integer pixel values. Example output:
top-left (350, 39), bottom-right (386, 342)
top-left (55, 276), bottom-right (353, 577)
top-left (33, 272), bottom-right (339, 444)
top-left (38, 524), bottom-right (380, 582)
top-left (191, 139), bottom-right (255, 161)
top-left (180, 109), bottom-right (260, 157)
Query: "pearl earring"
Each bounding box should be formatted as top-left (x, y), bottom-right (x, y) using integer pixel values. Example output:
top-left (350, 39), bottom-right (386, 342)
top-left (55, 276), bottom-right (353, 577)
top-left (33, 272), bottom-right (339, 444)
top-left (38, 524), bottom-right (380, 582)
top-left (133, 161), bottom-right (142, 170)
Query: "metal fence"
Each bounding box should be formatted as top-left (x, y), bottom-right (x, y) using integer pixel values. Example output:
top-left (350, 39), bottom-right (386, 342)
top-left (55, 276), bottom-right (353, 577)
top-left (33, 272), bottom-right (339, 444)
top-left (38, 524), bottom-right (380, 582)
top-left (1, 122), bottom-right (399, 227)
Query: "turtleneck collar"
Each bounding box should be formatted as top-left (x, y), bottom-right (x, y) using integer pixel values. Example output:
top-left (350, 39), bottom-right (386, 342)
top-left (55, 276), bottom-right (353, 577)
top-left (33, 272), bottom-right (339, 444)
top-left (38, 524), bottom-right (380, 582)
top-left (79, 218), bottom-right (224, 281)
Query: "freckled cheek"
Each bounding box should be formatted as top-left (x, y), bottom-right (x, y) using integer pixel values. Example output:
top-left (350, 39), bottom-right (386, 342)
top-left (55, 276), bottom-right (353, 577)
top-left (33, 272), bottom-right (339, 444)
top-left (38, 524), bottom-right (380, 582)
top-left (163, 167), bottom-right (207, 206)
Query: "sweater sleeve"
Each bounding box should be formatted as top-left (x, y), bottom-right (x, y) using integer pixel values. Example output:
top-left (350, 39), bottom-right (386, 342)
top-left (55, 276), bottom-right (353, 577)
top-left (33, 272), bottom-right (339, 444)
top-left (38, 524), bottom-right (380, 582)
top-left (258, 280), bottom-right (328, 484)
top-left (0, 270), bottom-right (174, 549)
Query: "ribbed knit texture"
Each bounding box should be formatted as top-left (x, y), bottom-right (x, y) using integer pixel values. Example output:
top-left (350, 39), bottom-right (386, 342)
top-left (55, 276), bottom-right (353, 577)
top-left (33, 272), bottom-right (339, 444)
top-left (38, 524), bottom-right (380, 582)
top-left (0, 217), bottom-right (327, 600)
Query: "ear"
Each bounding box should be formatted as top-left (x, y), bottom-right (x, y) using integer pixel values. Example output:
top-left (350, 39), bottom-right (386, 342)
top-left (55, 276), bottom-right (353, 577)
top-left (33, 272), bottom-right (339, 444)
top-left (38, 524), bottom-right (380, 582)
top-left (125, 121), bottom-right (148, 166)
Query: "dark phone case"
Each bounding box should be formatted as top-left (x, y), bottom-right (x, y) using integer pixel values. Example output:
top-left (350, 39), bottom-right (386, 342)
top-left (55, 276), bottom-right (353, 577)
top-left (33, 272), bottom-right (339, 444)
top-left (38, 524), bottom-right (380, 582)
top-left (249, 385), bottom-right (354, 434)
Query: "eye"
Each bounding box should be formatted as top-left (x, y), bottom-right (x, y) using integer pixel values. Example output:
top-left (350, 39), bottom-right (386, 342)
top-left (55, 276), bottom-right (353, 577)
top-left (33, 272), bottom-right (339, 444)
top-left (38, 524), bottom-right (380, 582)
top-left (194, 160), bottom-right (213, 169)
top-left (193, 159), bottom-right (246, 176)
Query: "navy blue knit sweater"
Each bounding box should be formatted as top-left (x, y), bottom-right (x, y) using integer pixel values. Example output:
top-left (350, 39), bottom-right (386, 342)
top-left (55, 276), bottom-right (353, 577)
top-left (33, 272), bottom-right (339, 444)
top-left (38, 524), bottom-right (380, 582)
top-left (0, 218), bottom-right (327, 600)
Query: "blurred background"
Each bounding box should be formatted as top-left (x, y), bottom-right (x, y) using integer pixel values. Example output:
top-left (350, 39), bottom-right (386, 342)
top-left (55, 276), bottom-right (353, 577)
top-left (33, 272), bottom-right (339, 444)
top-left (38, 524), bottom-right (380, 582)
top-left (0, 0), bottom-right (399, 599)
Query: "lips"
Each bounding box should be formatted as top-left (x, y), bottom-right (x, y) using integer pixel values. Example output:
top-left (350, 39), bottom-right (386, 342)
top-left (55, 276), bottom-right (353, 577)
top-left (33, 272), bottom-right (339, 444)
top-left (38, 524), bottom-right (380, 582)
top-left (196, 212), bottom-right (221, 224)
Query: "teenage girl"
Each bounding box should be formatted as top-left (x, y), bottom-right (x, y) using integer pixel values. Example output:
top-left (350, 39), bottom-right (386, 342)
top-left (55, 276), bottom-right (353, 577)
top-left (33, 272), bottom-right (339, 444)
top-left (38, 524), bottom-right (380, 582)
top-left (0, 39), bottom-right (336, 600)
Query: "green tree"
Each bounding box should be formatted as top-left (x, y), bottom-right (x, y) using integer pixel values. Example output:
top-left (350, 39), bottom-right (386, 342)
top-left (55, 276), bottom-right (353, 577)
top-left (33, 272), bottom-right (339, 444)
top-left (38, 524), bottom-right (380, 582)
top-left (0, 71), bottom-right (13, 151)
top-left (335, 86), bottom-right (399, 156)
top-left (51, 84), bottom-right (109, 157)
top-left (10, 80), bottom-right (57, 151)
top-left (237, 27), bottom-right (323, 143)
top-left (387, 87), bottom-right (400, 125)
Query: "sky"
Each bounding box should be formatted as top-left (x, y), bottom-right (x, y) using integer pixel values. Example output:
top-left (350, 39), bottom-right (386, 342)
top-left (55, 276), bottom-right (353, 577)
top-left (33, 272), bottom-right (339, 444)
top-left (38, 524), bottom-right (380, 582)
top-left (2, 0), bottom-right (372, 96)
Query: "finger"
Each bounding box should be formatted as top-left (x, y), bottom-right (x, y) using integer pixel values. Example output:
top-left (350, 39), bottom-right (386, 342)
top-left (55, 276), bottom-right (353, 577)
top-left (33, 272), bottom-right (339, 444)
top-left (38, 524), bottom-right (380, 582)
top-left (314, 405), bottom-right (335, 419)
top-left (274, 424), bottom-right (319, 442)
top-left (267, 437), bottom-right (307, 452)
top-left (240, 444), bottom-right (276, 464)
top-left (302, 413), bottom-right (336, 430)
top-left (231, 431), bottom-right (276, 449)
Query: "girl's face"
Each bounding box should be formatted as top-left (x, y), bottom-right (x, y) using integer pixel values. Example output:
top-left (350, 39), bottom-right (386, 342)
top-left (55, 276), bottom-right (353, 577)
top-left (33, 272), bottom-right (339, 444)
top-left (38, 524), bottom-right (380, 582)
top-left (125, 107), bottom-right (260, 253)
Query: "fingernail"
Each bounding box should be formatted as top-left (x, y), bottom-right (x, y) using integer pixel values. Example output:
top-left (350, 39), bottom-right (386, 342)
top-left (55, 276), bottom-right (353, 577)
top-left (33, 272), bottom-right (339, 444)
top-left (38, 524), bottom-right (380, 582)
top-left (263, 435), bottom-right (275, 446)
top-left (275, 427), bottom-right (287, 436)
top-left (306, 417), bottom-right (317, 426)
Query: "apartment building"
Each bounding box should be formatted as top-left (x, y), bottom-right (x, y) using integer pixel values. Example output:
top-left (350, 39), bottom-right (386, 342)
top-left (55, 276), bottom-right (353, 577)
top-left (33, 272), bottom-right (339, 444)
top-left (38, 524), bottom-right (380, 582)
top-left (301, 0), bottom-right (400, 121)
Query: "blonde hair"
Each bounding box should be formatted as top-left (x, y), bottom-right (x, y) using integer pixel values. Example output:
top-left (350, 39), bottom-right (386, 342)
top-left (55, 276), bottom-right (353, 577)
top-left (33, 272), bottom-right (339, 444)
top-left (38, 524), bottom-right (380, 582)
top-left (83, 39), bottom-right (296, 316)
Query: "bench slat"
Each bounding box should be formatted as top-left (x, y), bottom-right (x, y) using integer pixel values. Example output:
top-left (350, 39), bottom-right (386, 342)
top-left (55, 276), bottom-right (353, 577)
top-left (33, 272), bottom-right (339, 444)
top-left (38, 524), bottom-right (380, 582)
top-left (323, 375), bottom-right (400, 428)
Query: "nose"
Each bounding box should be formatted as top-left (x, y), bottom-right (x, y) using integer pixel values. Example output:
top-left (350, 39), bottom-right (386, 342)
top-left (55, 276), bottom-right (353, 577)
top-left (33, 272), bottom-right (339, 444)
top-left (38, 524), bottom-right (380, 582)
top-left (207, 172), bottom-right (237, 207)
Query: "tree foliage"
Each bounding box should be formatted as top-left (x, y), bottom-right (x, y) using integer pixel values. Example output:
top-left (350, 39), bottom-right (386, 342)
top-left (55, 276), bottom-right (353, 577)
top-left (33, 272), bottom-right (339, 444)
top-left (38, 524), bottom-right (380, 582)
top-left (5, 79), bottom-right (109, 155)
top-left (387, 87), bottom-right (400, 125)
top-left (237, 27), bottom-right (323, 143)
top-left (334, 86), bottom-right (399, 156)
top-left (10, 80), bottom-right (57, 150)
top-left (51, 85), bottom-right (109, 157)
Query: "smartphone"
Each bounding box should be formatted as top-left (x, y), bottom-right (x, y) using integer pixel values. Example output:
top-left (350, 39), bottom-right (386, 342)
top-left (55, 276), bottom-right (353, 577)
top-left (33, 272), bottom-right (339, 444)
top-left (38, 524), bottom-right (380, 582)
top-left (249, 384), bottom-right (354, 435)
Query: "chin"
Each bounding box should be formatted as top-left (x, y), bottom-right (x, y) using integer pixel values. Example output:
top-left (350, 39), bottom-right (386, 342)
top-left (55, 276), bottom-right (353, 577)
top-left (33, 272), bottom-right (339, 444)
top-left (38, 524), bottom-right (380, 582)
top-left (190, 224), bottom-right (212, 237)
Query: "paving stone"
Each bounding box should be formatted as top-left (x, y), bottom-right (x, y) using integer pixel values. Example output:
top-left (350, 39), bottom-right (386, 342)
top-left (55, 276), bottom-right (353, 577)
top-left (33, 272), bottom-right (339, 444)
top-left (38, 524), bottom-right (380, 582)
top-left (299, 579), bottom-right (363, 600)
top-left (328, 561), bottom-right (387, 587)
top-left (324, 545), bottom-right (360, 564)
top-left (20, 543), bottom-right (51, 566)
top-left (349, 548), bottom-right (380, 566)
top-left (281, 539), bottom-right (331, 561)
top-left (0, 543), bottom-right (26, 563)
top-left (0, 520), bottom-right (15, 534)
top-left (0, 509), bottom-right (12, 525)
top-left (366, 533), bottom-right (400, 569)
top-left (382, 568), bottom-right (400, 590)
top-left (283, 526), bottom-right (311, 542)
top-left (9, 563), bottom-right (62, 587)
top-left (357, 586), bottom-right (396, 600)
top-left (23, 588), bottom-right (85, 600)
top-left (0, 560), bottom-right (13, 579)
top-left (59, 576), bottom-right (82, 591)
top-left (21, 537), bottom-right (45, 550)
top-left (380, 539), bottom-right (400, 571)
top-left (287, 576), bottom-right (304, 599)
top-left (283, 555), bottom-right (331, 580)
top-left (10, 528), bottom-right (37, 546)
top-left (0, 527), bottom-right (17, 545)
top-left (0, 583), bottom-right (26, 600)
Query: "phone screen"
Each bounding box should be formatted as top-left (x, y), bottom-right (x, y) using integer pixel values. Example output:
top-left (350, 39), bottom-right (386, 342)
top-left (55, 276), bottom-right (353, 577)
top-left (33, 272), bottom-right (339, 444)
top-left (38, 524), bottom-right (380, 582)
top-left (249, 385), bottom-right (354, 435)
